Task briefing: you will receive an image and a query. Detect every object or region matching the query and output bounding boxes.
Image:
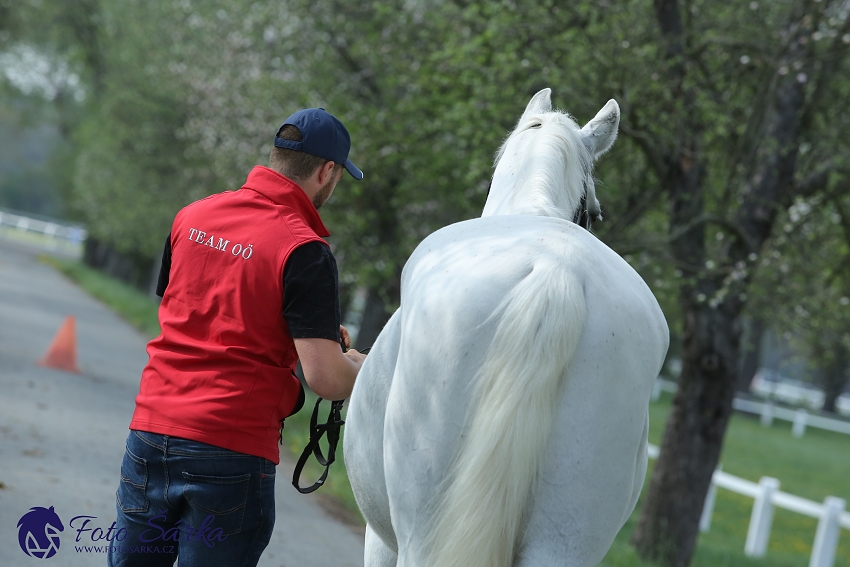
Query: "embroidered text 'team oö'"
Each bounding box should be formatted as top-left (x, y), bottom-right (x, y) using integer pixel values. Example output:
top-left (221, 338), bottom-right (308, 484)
top-left (187, 228), bottom-right (253, 260)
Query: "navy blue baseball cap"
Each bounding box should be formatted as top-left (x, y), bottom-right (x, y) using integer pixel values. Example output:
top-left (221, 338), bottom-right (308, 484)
top-left (274, 108), bottom-right (364, 180)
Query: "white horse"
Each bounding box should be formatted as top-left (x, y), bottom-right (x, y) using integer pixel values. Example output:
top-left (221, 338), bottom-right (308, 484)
top-left (344, 88), bottom-right (669, 567)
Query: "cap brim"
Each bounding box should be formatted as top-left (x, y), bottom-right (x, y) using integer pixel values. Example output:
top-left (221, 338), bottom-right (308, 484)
top-left (344, 159), bottom-right (364, 180)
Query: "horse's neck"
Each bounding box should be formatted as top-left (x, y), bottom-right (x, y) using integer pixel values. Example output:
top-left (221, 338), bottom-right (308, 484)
top-left (483, 170), bottom-right (577, 221)
top-left (484, 134), bottom-right (584, 220)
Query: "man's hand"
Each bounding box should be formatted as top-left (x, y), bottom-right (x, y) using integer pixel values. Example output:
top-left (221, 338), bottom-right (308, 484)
top-left (294, 336), bottom-right (366, 400)
top-left (344, 348), bottom-right (367, 367)
top-left (339, 324), bottom-right (366, 367)
top-left (339, 325), bottom-right (352, 350)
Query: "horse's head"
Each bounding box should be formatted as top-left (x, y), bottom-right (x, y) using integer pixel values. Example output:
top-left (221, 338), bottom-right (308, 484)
top-left (483, 88), bottom-right (620, 229)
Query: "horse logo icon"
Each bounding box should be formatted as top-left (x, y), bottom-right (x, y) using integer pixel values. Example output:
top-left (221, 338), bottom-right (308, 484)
top-left (17, 506), bottom-right (64, 559)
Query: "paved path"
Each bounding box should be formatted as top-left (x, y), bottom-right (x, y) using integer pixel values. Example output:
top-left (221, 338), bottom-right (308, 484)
top-left (0, 238), bottom-right (365, 566)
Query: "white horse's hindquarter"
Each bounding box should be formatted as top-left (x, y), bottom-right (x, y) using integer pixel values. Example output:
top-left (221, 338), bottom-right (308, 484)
top-left (377, 215), bottom-right (666, 567)
top-left (344, 310), bottom-right (402, 554)
top-left (517, 232), bottom-right (667, 566)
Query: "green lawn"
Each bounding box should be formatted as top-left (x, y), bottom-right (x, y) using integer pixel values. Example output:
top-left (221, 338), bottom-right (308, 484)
top-left (46, 257), bottom-right (849, 565)
top-left (603, 391), bottom-right (850, 567)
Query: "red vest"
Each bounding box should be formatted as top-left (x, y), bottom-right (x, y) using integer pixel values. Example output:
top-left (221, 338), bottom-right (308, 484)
top-left (130, 166), bottom-right (330, 464)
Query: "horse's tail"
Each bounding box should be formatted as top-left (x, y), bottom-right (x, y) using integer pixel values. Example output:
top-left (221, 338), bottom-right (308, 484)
top-left (422, 260), bottom-right (586, 567)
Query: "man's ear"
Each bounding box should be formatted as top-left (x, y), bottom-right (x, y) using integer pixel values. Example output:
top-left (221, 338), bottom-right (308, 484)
top-left (316, 160), bottom-right (336, 184)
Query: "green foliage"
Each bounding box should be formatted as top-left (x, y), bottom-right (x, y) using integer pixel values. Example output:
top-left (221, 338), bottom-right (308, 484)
top-left (0, 83), bottom-right (67, 217)
top-left (8, 1), bottom-right (850, 558)
top-left (5, 0), bottom-right (849, 323)
top-left (749, 191), bottom-right (850, 384)
top-left (40, 255), bottom-right (161, 337)
top-left (64, 0), bottom-right (225, 256)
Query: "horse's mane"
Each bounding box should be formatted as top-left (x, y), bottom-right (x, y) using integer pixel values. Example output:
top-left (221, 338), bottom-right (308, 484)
top-left (490, 110), bottom-right (597, 222)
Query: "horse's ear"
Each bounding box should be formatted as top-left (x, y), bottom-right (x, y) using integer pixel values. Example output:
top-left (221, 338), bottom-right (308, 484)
top-left (580, 99), bottom-right (620, 159)
top-left (519, 88), bottom-right (552, 124)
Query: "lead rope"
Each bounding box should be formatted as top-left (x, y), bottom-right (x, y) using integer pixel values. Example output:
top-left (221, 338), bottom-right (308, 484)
top-left (291, 343), bottom-right (370, 494)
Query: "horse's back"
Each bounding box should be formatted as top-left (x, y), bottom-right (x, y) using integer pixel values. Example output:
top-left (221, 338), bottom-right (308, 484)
top-left (397, 215), bottom-right (666, 372)
top-left (381, 215), bottom-right (667, 567)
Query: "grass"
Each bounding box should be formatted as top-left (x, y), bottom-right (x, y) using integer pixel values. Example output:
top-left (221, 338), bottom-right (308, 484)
top-left (602, 391), bottom-right (850, 567)
top-left (41, 256), bottom-right (162, 337)
top-left (46, 257), bottom-right (849, 565)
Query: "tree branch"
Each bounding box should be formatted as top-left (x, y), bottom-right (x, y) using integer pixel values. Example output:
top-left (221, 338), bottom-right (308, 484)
top-left (619, 122), bottom-right (667, 178)
top-left (692, 36), bottom-right (771, 54)
top-left (799, 6), bottom-right (850, 135)
top-left (796, 161), bottom-right (850, 198)
top-left (668, 213), bottom-right (758, 254)
top-left (331, 40), bottom-right (384, 103)
top-left (829, 189), bottom-right (850, 255)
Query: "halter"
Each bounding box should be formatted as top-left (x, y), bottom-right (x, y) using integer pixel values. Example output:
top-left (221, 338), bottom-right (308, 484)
top-left (572, 191), bottom-right (598, 231)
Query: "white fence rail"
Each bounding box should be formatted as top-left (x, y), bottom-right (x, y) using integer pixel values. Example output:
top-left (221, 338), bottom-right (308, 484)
top-left (0, 209), bottom-right (86, 256)
top-left (751, 371), bottom-right (850, 414)
top-left (0, 209), bottom-right (87, 242)
top-left (647, 443), bottom-right (849, 567)
top-left (652, 378), bottom-right (850, 437)
top-left (734, 398), bottom-right (850, 437)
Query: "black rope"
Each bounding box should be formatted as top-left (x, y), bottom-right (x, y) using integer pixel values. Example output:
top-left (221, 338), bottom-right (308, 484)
top-left (291, 397), bottom-right (345, 493)
top-left (291, 344), bottom-right (370, 494)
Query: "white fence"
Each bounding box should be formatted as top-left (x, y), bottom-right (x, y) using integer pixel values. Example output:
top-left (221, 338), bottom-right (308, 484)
top-left (0, 208), bottom-right (86, 256)
top-left (750, 371), bottom-right (850, 416)
top-left (647, 444), bottom-right (848, 567)
top-left (652, 379), bottom-right (850, 438)
top-left (735, 398), bottom-right (850, 437)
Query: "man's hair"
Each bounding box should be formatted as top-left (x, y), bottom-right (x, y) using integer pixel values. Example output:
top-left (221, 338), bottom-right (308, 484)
top-left (269, 125), bottom-right (340, 181)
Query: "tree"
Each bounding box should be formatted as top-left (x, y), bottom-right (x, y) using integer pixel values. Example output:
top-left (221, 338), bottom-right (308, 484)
top-left (748, 191), bottom-right (850, 413)
top-left (0, 1), bottom-right (99, 219)
top-left (627, 1), bottom-right (850, 565)
top-left (12, 6), bottom-right (849, 564)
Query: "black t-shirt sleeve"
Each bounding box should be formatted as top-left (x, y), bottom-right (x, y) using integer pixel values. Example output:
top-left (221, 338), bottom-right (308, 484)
top-left (155, 233), bottom-right (172, 298)
top-left (283, 241), bottom-right (341, 342)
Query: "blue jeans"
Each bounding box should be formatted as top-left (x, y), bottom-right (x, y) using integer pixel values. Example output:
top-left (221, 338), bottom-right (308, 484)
top-left (107, 430), bottom-right (276, 567)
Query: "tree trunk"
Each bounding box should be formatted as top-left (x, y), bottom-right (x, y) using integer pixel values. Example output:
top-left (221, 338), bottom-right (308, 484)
top-left (355, 277), bottom-right (400, 351)
top-left (631, 129), bottom-right (719, 566)
top-left (338, 278), bottom-right (355, 328)
top-left (633, 295), bottom-right (742, 566)
top-left (822, 343), bottom-right (849, 414)
top-left (350, 171), bottom-right (403, 350)
top-left (632, 2), bottom-right (816, 565)
top-left (83, 237), bottom-right (155, 290)
top-left (738, 317), bottom-right (766, 394)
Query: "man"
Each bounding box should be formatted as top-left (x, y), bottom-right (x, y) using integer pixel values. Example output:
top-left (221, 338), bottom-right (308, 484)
top-left (108, 108), bottom-right (367, 567)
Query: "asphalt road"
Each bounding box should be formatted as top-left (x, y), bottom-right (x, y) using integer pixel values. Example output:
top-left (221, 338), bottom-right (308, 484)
top-left (0, 237), bottom-right (365, 567)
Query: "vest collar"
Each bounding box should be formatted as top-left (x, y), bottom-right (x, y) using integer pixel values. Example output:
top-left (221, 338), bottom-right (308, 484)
top-left (242, 166), bottom-right (331, 237)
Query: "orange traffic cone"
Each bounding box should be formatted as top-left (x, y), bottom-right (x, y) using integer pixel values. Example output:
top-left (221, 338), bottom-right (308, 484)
top-left (37, 316), bottom-right (81, 374)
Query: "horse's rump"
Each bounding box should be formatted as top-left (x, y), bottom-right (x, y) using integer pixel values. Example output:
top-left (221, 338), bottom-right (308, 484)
top-left (383, 216), bottom-right (596, 567)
